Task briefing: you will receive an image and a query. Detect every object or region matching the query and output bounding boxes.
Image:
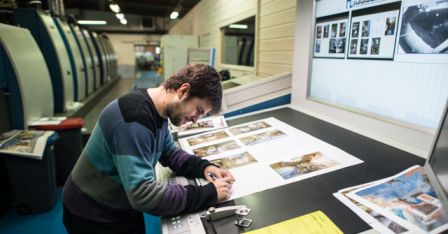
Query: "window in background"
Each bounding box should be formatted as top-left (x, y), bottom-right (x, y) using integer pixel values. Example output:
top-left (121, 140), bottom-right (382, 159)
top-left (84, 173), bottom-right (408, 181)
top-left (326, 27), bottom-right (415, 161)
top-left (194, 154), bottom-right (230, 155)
top-left (221, 16), bottom-right (256, 67)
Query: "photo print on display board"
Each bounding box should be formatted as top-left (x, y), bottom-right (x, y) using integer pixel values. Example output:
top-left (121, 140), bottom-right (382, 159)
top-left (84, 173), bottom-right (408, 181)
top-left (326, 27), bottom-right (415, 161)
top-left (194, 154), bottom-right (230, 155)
top-left (331, 23), bottom-right (338, 37)
top-left (316, 40), bottom-right (321, 53)
top-left (316, 25), bottom-right (322, 38)
top-left (350, 39), bottom-right (358, 54)
top-left (329, 38), bottom-right (337, 53)
top-left (396, 0), bottom-right (448, 63)
top-left (370, 37), bottom-right (381, 55)
top-left (352, 21), bottom-right (360, 37)
top-left (361, 20), bottom-right (371, 37)
top-left (339, 22), bottom-right (346, 37)
top-left (384, 16), bottom-right (396, 36)
top-left (323, 25), bottom-right (329, 38)
top-left (360, 38), bottom-right (369, 54)
top-left (337, 38), bottom-right (346, 53)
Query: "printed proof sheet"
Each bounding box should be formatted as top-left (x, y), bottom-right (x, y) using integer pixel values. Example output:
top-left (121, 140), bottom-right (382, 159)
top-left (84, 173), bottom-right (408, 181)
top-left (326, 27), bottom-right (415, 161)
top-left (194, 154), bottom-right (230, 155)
top-left (335, 165), bottom-right (448, 234)
top-left (179, 117), bottom-right (363, 201)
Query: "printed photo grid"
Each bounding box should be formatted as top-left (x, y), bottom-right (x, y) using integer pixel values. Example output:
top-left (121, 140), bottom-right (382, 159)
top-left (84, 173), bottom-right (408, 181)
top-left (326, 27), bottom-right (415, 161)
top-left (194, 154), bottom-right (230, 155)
top-left (178, 117), bottom-right (364, 202)
top-left (314, 18), bottom-right (348, 58)
top-left (348, 10), bottom-right (399, 59)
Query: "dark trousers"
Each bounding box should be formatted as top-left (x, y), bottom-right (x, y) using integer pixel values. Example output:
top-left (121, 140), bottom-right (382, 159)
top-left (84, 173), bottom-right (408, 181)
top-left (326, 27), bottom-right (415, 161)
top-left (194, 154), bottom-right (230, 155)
top-left (63, 204), bottom-right (146, 234)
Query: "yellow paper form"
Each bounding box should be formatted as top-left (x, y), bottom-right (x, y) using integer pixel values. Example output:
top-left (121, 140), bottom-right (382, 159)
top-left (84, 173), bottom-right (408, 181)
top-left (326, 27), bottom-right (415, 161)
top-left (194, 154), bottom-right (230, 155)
top-left (243, 210), bottom-right (343, 234)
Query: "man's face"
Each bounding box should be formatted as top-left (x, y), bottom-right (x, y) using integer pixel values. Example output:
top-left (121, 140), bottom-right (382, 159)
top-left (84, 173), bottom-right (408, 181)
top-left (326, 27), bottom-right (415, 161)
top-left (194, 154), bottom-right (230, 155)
top-left (167, 97), bottom-right (212, 126)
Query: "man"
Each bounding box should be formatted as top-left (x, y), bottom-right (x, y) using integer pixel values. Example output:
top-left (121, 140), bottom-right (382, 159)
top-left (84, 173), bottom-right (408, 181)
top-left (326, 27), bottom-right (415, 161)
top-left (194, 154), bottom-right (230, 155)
top-left (63, 64), bottom-right (235, 234)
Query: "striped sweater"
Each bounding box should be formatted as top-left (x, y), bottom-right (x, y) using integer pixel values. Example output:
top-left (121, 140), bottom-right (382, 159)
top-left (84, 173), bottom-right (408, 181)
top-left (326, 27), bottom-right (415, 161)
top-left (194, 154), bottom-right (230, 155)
top-left (63, 89), bottom-right (217, 222)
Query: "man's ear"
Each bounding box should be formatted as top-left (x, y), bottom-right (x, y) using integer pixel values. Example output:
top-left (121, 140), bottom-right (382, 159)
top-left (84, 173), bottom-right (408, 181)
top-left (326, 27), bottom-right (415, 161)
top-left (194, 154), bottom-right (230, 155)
top-left (177, 83), bottom-right (190, 99)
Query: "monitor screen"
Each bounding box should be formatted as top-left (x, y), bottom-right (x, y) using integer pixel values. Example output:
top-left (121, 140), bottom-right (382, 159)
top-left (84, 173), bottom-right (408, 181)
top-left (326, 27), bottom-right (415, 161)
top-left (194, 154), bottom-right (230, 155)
top-left (425, 99), bottom-right (448, 214)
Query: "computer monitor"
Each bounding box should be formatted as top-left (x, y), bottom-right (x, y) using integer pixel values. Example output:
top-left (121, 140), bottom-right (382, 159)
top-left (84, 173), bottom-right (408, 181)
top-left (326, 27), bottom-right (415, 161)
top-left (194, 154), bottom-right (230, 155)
top-left (425, 99), bottom-right (448, 215)
top-left (187, 48), bottom-right (216, 67)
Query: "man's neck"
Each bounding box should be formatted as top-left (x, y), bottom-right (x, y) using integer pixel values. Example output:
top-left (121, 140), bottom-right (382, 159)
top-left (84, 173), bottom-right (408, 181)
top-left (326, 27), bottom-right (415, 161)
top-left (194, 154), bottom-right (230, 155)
top-left (147, 87), bottom-right (170, 118)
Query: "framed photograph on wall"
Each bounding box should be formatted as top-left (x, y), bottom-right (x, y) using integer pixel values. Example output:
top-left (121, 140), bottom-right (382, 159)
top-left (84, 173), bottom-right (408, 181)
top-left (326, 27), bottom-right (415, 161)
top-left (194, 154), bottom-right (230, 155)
top-left (348, 9), bottom-right (399, 59)
top-left (395, 0), bottom-right (448, 64)
top-left (314, 16), bottom-right (349, 58)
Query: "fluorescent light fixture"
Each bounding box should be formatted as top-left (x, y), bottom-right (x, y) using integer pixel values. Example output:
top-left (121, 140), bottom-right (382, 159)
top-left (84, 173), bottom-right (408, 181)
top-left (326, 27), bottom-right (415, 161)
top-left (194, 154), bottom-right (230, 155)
top-left (229, 24), bottom-right (248, 29)
top-left (77, 20), bottom-right (107, 25)
top-left (170, 11), bottom-right (179, 19)
top-left (156, 47), bottom-right (160, 54)
top-left (115, 13), bottom-right (124, 20)
top-left (120, 18), bottom-right (127, 25)
top-left (109, 4), bottom-right (120, 13)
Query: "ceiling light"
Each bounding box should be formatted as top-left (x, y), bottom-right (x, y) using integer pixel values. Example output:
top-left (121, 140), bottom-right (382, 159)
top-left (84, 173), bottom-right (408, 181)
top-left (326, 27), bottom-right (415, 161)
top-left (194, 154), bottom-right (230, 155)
top-left (229, 24), bottom-right (248, 29)
top-left (120, 18), bottom-right (127, 25)
top-left (77, 20), bottom-right (107, 25)
top-left (109, 3), bottom-right (120, 13)
top-left (116, 13), bottom-right (124, 20)
top-left (170, 11), bottom-right (179, 19)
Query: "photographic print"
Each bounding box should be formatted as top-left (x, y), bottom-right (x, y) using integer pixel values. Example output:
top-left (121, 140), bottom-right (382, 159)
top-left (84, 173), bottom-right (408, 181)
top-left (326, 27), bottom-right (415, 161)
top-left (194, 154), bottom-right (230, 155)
top-left (370, 37), bottom-right (381, 55)
top-left (339, 22), bottom-right (346, 37)
top-left (351, 166), bottom-right (448, 233)
top-left (316, 25), bottom-right (322, 38)
top-left (336, 38), bottom-right (346, 54)
top-left (329, 38), bottom-right (337, 53)
top-left (193, 140), bottom-right (241, 157)
top-left (350, 39), bottom-right (358, 54)
top-left (323, 25), bottom-right (329, 38)
top-left (360, 38), bottom-right (369, 54)
top-left (209, 152), bottom-right (257, 170)
top-left (186, 130), bottom-right (229, 146)
top-left (362, 20), bottom-right (371, 37)
top-left (331, 23), bottom-right (338, 37)
top-left (315, 39), bottom-right (321, 53)
top-left (180, 120), bottom-right (213, 132)
top-left (352, 22), bottom-right (360, 38)
top-left (270, 151), bottom-right (339, 180)
top-left (228, 121), bottom-right (271, 135)
top-left (384, 16), bottom-right (396, 36)
top-left (398, 0), bottom-right (448, 54)
top-left (239, 130), bottom-right (287, 146)
top-left (337, 186), bottom-right (409, 234)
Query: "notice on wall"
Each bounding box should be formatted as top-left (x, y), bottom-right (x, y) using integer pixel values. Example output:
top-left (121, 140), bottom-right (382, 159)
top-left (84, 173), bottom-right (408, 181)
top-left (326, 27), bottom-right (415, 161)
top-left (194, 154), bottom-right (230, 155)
top-left (348, 10), bottom-right (399, 59)
top-left (314, 18), bottom-right (349, 58)
top-left (395, 0), bottom-right (448, 64)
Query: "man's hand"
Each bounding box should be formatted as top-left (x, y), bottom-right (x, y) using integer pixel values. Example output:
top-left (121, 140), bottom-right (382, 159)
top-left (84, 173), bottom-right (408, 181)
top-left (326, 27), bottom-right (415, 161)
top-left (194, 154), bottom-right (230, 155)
top-left (212, 177), bottom-right (234, 202)
top-left (204, 165), bottom-right (236, 202)
top-left (204, 165), bottom-right (235, 183)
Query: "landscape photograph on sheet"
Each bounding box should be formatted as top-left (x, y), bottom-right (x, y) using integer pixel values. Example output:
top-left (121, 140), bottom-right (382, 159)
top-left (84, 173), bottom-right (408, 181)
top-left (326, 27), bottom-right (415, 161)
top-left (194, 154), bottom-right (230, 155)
top-left (186, 130), bottom-right (229, 147)
top-left (228, 121), bottom-right (271, 135)
top-left (349, 166), bottom-right (448, 233)
top-left (337, 186), bottom-right (409, 234)
top-left (209, 152), bottom-right (257, 170)
top-left (269, 151), bottom-right (339, 180)
top-left (239, 130), bottom-right (287, 146)
top-left (192, 140), bottom-right (241, 157)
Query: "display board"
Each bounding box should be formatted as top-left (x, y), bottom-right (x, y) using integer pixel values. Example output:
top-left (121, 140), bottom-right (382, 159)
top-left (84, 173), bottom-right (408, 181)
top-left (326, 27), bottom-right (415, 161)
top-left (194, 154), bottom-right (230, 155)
top-left (309, 0), bottom-right (448, 130)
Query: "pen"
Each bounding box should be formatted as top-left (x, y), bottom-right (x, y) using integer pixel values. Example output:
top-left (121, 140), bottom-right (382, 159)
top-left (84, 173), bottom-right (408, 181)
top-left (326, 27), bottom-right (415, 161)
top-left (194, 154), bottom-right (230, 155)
top-left (208, 173), bottom-right (218, 181)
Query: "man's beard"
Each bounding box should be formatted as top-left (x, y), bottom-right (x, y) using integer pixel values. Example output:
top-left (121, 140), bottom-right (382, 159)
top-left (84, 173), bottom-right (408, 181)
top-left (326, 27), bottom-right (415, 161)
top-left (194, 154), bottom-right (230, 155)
top-left (166, 102), bottom-right (185, 126)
